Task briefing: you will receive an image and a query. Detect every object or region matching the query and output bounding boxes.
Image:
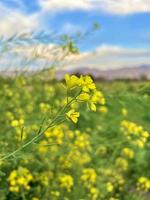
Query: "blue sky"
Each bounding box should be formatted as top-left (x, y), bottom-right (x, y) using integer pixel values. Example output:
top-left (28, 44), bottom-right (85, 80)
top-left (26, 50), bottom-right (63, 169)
top-left (0, 0), bottom-right (150, 70)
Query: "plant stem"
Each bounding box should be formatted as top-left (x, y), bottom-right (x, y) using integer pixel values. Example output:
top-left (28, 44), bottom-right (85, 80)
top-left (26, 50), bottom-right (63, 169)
top-left (0, 92), bottom-right (80, 162)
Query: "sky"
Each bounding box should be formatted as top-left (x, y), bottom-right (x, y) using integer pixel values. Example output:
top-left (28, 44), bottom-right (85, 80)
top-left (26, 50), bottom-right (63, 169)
top-left (0, 0), bottom-right (150, 70)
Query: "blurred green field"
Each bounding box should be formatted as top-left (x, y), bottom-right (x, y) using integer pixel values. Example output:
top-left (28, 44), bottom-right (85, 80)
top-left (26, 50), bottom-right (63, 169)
top-left (0, 74), bottom-right (150, 200)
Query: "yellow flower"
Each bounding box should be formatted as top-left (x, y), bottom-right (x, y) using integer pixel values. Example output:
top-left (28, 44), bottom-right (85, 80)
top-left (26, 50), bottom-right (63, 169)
top-left (91, 91), bottom-right (101, 103)
top-left (32, 198), bottom-right (39, 200)
top-left (137, 177), bottom-right (150, 192)
top-left (80, 75), bottom-right (96, 92)
top-left (39, 102), bottom-right (50, 113)
top-left (89, 90), bottom-right (106, 112)
top-left (51, 191), bottom-right (60, 197)
top-left (109, 198), bottom-right (119, 200)
top-left (64, 74), bottom-right (106, 115)
top-left (135, 139), bottom-right (144, 148)
top-left (142, 131), bottom-right (149, 138)
top-left (78, 92), bottom-right (90, 101)
top-left (10, 186), bottom-right (19, 193)
top-left (66, 109), bottom-right (80, 123)
top-left (38, 140), bottom-right (48, 153)
top-left (81, 168), bottom-right (97, 185)
top-left (120, 120), bottom-right (149, 148)
top-left (11, 120), bottom-right (19, 127)
top-left (44, 126), bottom-right (64, 145)
top-left (38, 172), bottom-right (53, 186)
top-left (115, 157), bottom-right (128, 171)
top-left (59, 175), bottom-right (74, 192)
top-left (121, 147), bottom-right (134, 159)
top-left (99, 106), bottom-right (108, 114)
top-left (8, 167), bottom-right (33, 193)
top-left (106, 182), bottom-right (114, 192)
top-left (121, 108), bottom-right (128, 116)
top-left (65, 74), bottom-right (79, 89)
top-left (74, 133), bottom-right (91, 150)
top-left (96, 145), bottom-right (107, 156)
top-left (90, 102), bottom-right (97, 111)
top-left (89, 187), bottom-right (99, 200)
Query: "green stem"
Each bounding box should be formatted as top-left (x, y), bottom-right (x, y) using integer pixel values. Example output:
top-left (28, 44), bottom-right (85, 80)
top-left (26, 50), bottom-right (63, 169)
top-left (0, 92), bottom-right (80, 162)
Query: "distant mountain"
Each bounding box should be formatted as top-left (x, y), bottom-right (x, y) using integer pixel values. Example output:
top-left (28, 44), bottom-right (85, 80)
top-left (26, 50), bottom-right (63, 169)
top-left (55, 65), bottom-right (150, 80)
top-left (1, 65), bottom-right (150, 80)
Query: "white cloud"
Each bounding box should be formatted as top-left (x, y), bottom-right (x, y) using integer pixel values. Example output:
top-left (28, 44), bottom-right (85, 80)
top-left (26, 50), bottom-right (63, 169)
top-left (63, 44), bottom-right (150, 69)
top-left (39, 0), bottom-right (150, 15)
top-left (94, 0), bottom-right (150, 15)
top-left (0, 3), bottom-right (39, 37)
top-left (15, 44), bottom-right (150, 69)
top-left (61, 23), bottom-right (82, 34)
top-left (39, 0), bottom-right (91, 11)
top-left (13, 43), bottom-right (150, 69)
top-left (95, 45), bottom-right (150, 57)
top-left (13, 44), bottom-right (63, 60)
top-left (1, 43), bottom-right (150, 70)
top-left (0, 0), bottom-right (149, 38)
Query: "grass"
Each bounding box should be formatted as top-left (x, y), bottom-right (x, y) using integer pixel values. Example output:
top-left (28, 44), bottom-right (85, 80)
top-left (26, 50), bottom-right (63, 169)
top-left (0, 74), bottom-right (150, 200)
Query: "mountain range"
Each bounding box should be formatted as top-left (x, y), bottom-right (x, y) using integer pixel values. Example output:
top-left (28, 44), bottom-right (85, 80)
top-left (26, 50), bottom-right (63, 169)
top-left (55, 65), bottom-right (150, 80)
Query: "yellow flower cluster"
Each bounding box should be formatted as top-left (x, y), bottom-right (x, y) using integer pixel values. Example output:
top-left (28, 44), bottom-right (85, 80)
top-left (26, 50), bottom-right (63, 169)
top-left (81, 168), bottom-right (97, 186)
top-left (32, 198), bottom-right (39, 200)
top-left (58, 130), bottom-right (91, 168)
top-left (39, 102), bottom-right (50, 113)
top-left (96, 145), bottom-right (107, 156)
top-left (137, 177), bottom-right (150, 192)
top-left (38, 140), bottom-right (49, 153)
top-left (65, 74), bottom-right (96, 91)
top-left (5, 111), bottom-right (14, 121)
top-left (32, 197), bottom-right (40, 200)
top-left (36, 171), bottom-right (53, 186)
top-left (44, 126), bottom-right (64, 145)
top-left (109, 197), bottom-right (119, 200)
top-left (44, 85), bottom-right (55, 98)
top-left (38, 125), bottom-right (70, 153)
top-left (8, 167), bottom-right (33, 193)
top-left (81, 168), bottom-right (99, 200)
top-left (89, 187), bottom-right (99, 200)
top-left (60, 149), bottom-right (91, 169)
top-left (120, 120), bottom-right (149, 148)
top-left (99, 167), bottom-right (125, 194)
top-left (65, 74), bottom-right (106, 123)
top-left (74, 131), bottom-right (91, 150)
top-left (10, 117), bottom-right (26, 140)
top-left (59, 174), bottom-right (74, 192)
top-left (121, 147), bottom-right (134, 159)
top-left (2, 73), bottom-right (150, 200)
top-left (50, 190), bottom-right (60, 198)
top-left (11, 119), bottom-right (24, 127)
top-left (38, 126), bottom-right (66, 153)
top-left (115, 157), bottom-right (128, 171)
top-left (106, 182), bottom-right (114, 192)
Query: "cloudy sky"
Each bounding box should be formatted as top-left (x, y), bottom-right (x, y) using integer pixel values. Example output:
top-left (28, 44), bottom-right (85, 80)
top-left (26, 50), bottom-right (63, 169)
top-left (0, 0), bottom-right (150, 70)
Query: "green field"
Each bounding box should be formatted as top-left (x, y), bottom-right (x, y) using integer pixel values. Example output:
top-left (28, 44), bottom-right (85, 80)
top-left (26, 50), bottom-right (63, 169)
top-left (0, 73), bottom-right (150, 200)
